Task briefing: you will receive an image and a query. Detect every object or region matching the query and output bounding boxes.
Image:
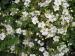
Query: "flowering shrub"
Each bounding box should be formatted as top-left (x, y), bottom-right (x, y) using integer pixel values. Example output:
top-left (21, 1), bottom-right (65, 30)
top-left (0, 0), bottom-right (75, 56)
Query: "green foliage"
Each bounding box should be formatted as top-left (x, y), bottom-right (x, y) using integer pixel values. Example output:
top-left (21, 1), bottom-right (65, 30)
top-left (0, 35), bottom-right (19, 51)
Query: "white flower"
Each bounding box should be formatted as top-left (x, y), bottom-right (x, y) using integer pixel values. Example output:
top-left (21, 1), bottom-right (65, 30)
top-left (21, 11), bottom-right (29, 21)
top-left (62, 9), bottom-right (69, 15)
top-left (21, 52), bottom-right (28, 56)
top-left (23, 0), bottom-right (31, 7)
top-left (53, 5), bottom-right (59, 11)
top-left (22, 11), bottom-right (28, 17)
top-left (45, 13), bottom-right (52, 19)
top-left (30, 11), bottom-right (40, 16)
top-left (37, 40), bottom-right (41, 44)
top-left (38, 0), bottom-right (52, 7)
top-left (54, 0), bottom-right (62, 6)
top-left (45, 13), bottom-right (57, 22)
top-left (34, 38), bottom-right (38, 41)
top-left (50, 26), bottom-right (57, 33)
top-left (15, 20), bottom-right (22, 26)
top-left (37, 40), bottom-right (44, 46)
top-left (57, 44), bottom-right (67, 52)
top-left (39, 47), bottom-right (45, 52)
top-left (53, 36), bottom-right (60, 42)
top-left (38, 2), bottom-right (45, 7)
top-left (63, 17), bottom-right (70, 23)
top-left (68, 43), bottom-right (72, 46)
top-left (40, 28), bottom-right (49, 36)
top-left (62, 2), bottom-right (69, 8)
top-left (28, 42), bottom-right (34, 48)
top-left (23, 39), bottom-right (29, 45)
top-left (16, 28), bottom-right (22, 34)
top-left (53, 0), bottom-right (62, 11)
top-left (47, 33), bottom-right (55, 38)
top-left (61, 16), bottom-right (71, 23)
top-left (39, 42), bottom-right (44, 46)
top-left (38, 21), bottom-right (45, 28)
top-left (57, 28), bottom-right (67, 34)
top-left (0, 33), bottom-right (6, 40)
top-left (72, 22), bottom-right (75, 27)
top-left (5, 25), bottom-right (14, 34)
top-left (14, 0), bottom-right (20, 3)
top-left (58, 52), bottom-right (64, 56)
top-left (30, 54), bottom-right (36, 56)
top-left (55, 52), bottom-right (64, 56)
top-left (21, 30), bottom-right (26, 35)
top-left (62, 48), bottom-right (69, 53)
top-left (36, 33), bottom-right (39, 35)
top-left (46, 26), bottom-right (57, 38)
top-left (10, 45), bottom-right (15, 51)
top-left (31, 16), bottom-right (39, 24)
top-left (43, 51), bottom-right (49, 56)
top-left (34, 11), bottom-right (40, 15)
top-left (1, 24), bottom-right (14, 34)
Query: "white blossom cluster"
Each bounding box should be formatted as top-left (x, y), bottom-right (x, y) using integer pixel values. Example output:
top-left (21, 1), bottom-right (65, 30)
top-left (38, 0), bottom-right (52, 7)
top-left (14, 0), bottom-right (31, 7)
top-left (0, 0), bottom-right (74, 56)
top-left (52, 43), bottom-right (69, 56)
